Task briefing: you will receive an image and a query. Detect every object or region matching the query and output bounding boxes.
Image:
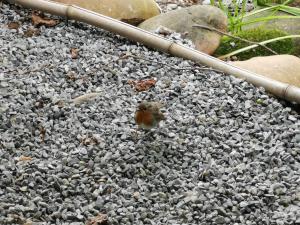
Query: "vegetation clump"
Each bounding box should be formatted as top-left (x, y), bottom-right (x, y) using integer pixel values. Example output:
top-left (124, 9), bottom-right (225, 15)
top-left (214, 27), bottom-right (295, 60)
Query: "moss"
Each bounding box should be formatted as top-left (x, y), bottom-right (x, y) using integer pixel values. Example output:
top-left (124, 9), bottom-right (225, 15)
top-left (214, 27), bottom-right (295, 60)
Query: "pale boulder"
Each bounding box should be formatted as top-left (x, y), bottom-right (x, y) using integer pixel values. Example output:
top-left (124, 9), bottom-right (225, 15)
top-left (53, 0), bottom-right (161, 25)
top-left (230, 55), bottom-right (300, 87)
top-left (139, 5), bottom-right (227, 55)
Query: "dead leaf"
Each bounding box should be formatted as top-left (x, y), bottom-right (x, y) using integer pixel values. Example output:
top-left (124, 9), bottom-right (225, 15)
top-left (81, 136), bottom-right (99, 146)
top-left (55, 100), bottom-right (65, 108)
top-left (23, 220), bottom-right (33, 225)
top-left (70, 48), bottom-right (79, 59)
top-left (128, 78), bottom-right (157, 92)
top-left (18, 156), bottom-right (32, 161)
top-left (86, 213), bottom-right (108, 225)
top-left (72, 93), bottom-right (102, 105)
top-left (118, 54), bottom-right (130, 60)
top-left (7, 22), bottom-right (20, 30)
top-left (24, 27), bottom-right (40, 37)
top-left (66, 71), bottom-right (77, 81)
top-left (31, 12), bottom-right (59, 27)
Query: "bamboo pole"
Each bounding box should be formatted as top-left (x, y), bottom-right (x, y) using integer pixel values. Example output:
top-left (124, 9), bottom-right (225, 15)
top-left (9, 0), bottom-right (300, 103)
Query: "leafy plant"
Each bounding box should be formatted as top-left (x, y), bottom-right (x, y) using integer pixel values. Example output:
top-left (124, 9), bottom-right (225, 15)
top-left (218, 34), bottom-right (300, 59)
top-left (210, 0), bottom-right (300, 59)
top-left (210, 0), bottom-right (248, 33)
top-left (239, 0), bottom-right (300, 30)
top-left (214, 27), bottom-right (295, 60)
top-left (211, 0), bottom-right (300, 33)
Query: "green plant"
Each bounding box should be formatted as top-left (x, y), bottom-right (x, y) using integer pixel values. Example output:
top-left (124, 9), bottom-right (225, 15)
top-left (210, 0), bottom-right (300, 33)
top-left (214, 27), bottom-right (295, 60)
top-left (210, 0), bottom-right (300, 59)
top-left (238, 0), bottom-right (300, 30)
top-left (210, 0), bottom-right (248, 33)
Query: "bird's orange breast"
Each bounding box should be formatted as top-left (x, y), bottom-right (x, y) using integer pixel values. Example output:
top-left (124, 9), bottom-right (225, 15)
top-left (135, 110), bottom-right (155, 128)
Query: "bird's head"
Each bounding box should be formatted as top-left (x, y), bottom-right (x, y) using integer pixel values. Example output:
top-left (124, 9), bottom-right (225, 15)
top-left (137, 102), bottom-right (148, 111)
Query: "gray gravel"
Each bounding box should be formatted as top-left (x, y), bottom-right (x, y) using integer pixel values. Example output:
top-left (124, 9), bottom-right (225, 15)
top-left (157, 0), bottom-right (255, 13)
top-left (1, 2), bottom-right (300, 225)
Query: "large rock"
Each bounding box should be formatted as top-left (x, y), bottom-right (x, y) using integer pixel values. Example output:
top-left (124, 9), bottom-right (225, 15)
top-left (242, 9), bottom-right (300, 56)
top-left (230, 55), bottom-right (300, 87)
top-left (53, 0), bottom-right (161, 25)
top-left (138, 5), bottom-right (227, 55)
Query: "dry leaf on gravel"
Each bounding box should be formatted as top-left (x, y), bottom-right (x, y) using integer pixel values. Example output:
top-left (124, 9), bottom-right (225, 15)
top-left (86, 213), bottom-right (108, 225)
top-left (54, 100), bottom-right (65, 108)
top-left (32, 12), bottom-right (59, 27)
top-left (18, 156), bottom-right (33, 161)
top-left (128, 79), bottom-right (157, 92)
top-left (72, 93), bottom-right (102, 105)
top-left (7, 21), bottom-right (20, 29)
top-left (66, 71), bottom-right (77, 81)
top-left (71, 48), bottom-right (79, 59)
top-left (81, 136), bottom-right (99, 146)
top-left (24, 27), bottom-right (40, 37)
top-left (23, 220), bottom-right (33, 225)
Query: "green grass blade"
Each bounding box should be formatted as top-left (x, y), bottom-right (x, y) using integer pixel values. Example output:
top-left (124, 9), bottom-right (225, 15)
top-left (241, 5), bottom-right (281, 18)
top-left (263, 3), bottom-right (300, 15)
top-left (257, 0), bottom-right (267, 6)
top-left (240, 0), bottom-right (247, 17)
top-left (218, 35), bottom-right (300, 60)
top-left (218, 0), bottom-right (226, 11)
top-left (282, 0), bottom-right (295, 5)
top-left (242, 2), bottom-right (300, 19)
top-left (239, 15), bottom-right (300, 26)
top-left (233, 0), bottom-right (239, 17)
top-left (277, 5), bottom-right (300, 15)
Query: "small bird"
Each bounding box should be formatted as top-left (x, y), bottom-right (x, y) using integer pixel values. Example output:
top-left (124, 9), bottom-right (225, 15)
top-left (135, 101), bottom-right (166, 130)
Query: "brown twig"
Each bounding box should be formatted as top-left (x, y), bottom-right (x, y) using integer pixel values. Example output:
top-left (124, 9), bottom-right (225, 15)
top-left (19, 63), bottom-right (55, 75)
top-left (118, 54), bottom-right (224, 73)
top-left (193, 24), bottom-right (278, 55)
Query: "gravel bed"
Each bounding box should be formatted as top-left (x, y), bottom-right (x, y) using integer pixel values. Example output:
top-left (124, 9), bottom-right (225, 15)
top-left (1, 2), bottom-right (300, 225)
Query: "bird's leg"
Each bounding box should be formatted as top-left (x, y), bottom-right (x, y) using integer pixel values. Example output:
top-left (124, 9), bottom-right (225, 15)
top-left (143, 129), bottom-right (156, 140)
top-left (131, 127), bottom-right (140, 141)
top-left (155, 123), bottom-right (166, 137)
